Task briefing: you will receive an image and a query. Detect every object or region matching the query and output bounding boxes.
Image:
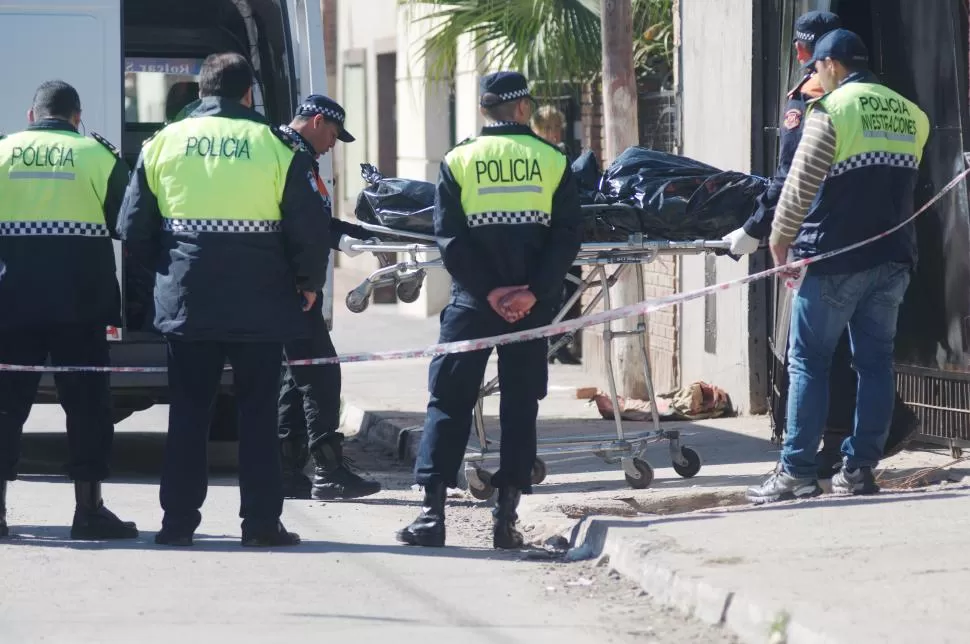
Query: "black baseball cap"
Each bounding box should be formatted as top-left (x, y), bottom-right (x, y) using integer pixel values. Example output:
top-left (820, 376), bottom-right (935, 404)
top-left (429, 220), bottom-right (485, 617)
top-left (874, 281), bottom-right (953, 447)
top-left (793, 10), bottom-right (841, 44)
top-left (479, 71), bottom-right (533, 108)
top-left (296, 94), bottom-right (354, 142)
top-left (809, 29), bottom-right (870, 67)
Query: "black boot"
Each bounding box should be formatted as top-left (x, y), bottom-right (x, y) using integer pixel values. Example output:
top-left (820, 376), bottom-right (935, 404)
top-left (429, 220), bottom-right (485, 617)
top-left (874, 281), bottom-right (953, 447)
top-left (71, 482), bottom-right (139, 540)
top-left (396, 482), bottom-right (446, 547)
top-left (310, 434), bottom-right (381, 500)
top-left (241, 520), bottom-right (301, 548)
top-left (281, 442), bottom-right (312, 500)
top-left (0, 481), bottom-right (8, 538)
top-left (493, 486), bottom-right (525, 550)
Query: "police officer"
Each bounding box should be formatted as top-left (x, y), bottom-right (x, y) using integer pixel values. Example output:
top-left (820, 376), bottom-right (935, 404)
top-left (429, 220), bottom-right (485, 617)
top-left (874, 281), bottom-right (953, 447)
top-left (117, 53), bottom-right (329, 546)
top-left (748, 29), bottom-right (929, 503)
top-left (397, 71), bottom-right (582, 549)
top-left (0, 81), bottom-right (137, 540)
top-left (723, 10), bottom-right (841, 254)
top-left (274, 95), bottom-right (382, 500)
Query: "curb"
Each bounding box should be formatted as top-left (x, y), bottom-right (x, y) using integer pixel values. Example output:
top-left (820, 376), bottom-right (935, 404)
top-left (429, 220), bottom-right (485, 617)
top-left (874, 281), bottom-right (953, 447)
top-left (343, 403), bottom-right (424, 462)
top-left (564, 516), bottom-right (840, 644)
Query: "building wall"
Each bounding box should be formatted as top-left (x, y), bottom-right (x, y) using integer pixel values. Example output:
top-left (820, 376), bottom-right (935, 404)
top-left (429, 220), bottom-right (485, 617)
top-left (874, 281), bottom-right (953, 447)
top-left (679, 0), bottom-right (757, 411)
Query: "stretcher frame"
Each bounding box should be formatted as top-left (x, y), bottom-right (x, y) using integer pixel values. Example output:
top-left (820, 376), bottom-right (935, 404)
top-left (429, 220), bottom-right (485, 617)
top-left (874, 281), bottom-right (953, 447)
top-left (345, 204), bottom-right (730, 493)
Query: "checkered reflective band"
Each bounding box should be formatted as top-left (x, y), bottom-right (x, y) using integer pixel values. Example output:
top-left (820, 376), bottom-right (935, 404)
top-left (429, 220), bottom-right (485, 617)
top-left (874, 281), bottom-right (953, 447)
top-left (828, 152), bottom-right (919, 178)
top-left (162, 219), bottom-right (283, 233)
top-left (467, 211), bottom-right (551, 228)
top-left (298, 104), bottom-right (344, 123)
top-left (498, 88), bottom-right (530, 101)
top-left (0, 221), bottom-right (109, 237)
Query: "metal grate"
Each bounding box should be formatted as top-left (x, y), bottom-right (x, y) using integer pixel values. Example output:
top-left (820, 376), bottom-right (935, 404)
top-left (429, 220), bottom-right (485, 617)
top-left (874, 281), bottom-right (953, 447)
top-left (896, 366), bottom-right (970, 443)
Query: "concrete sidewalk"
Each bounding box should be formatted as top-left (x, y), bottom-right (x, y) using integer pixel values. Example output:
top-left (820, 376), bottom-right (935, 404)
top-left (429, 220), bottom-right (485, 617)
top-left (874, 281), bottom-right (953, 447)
top-left (334, 267), bottom-right (970, 644)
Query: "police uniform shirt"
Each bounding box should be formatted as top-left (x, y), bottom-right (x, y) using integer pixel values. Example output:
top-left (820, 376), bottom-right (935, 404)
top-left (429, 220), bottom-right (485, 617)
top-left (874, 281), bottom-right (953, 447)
top-left (745, 72), bottom-right (826, 238)
top-left (0, 119), bottom-right (129, 329)
top-left (435, 121), bottom-right (582, 309)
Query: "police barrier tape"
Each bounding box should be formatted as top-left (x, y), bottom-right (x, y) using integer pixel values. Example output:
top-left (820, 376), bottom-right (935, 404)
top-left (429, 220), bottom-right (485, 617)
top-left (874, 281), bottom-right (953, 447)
top-left (2, 167), bottom-right (969, 374)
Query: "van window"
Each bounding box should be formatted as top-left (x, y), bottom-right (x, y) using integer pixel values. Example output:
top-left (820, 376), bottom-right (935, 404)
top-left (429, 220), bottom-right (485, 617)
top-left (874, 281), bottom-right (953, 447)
top-left (124, 57), bottom-right (203, 124)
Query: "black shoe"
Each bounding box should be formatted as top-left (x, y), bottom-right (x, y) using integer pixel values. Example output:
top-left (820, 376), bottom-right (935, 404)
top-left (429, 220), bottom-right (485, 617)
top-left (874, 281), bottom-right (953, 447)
top-left (0, 481), bottom-right (8, 538)
top-left (70, 482), bottom-right (139, 540)
top-left (397, 482), bottom-right (446, 547)
top-left (884, 403), bottom-right (920, 459)
top-left (154, 528), bottom-right (194, 547)
top-left (241, 521), bottom-right (301, 548)
top-left (493, 486), bottom-right (525, 550)
top-left (310, 436), bottom-right (382, 500)
top-left (553, 346), bottom-right (581, 365)
top-left (816, 448), bottom-right (843, 481)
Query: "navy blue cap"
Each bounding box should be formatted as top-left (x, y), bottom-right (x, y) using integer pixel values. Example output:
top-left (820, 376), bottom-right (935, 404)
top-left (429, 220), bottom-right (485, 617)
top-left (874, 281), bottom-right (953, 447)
top-left (809, 28), bottom-right (869, 67)
top-left (793, 10), bottom-right (841, 44)
top-left (296, 94), bottom-right (354, 142)
top-left (480, 71), bottom-right (532, 107)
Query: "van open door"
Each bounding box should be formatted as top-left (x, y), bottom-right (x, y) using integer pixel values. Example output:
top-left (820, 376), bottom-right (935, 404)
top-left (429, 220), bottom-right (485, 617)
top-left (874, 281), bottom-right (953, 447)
top-left (0, 0), bottom-right (124, 339)
top-left (287, 0), bottom-right (335, 330)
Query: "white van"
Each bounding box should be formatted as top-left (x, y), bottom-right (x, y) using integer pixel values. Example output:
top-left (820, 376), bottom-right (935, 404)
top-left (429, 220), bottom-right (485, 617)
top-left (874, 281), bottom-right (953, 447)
top-left (0, 0), bottom-right (334, 437)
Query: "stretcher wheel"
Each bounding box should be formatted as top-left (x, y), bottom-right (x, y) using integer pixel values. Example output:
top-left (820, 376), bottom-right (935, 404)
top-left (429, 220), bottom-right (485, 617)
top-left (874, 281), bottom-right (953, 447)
top-left (672, 446), bottom-right (702, 479)
top-left (345, 290), bottom-right (370, 313)
top-left (531, 458), bottom-right (547, 485)
top-left (396, 280), bottom-right (422, 303)
top-left (468, 468), bottom-right (494, 500)
top-left (625, 458), bottom-right (654, 489)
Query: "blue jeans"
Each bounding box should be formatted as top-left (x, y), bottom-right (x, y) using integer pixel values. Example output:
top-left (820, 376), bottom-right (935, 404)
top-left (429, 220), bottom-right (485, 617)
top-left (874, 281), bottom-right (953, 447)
top-left (782, 263), bottom-right (910, 478)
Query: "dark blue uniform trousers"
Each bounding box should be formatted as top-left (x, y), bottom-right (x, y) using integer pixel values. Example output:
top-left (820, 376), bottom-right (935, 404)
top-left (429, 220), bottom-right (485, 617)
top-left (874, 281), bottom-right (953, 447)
top-left (278, 297), bottom-right (341, 452)
top-left (414, 302), bottom-right (550, 492)
top-left (0, 325), bottom-right (113, 482)
top-left (161, 339), bottom-right (284, 535)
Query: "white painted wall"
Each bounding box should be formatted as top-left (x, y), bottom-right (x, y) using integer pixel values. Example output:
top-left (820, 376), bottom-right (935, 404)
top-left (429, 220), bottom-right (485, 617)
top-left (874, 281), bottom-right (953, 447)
top-left (679, 0), bottom-right (756, 411)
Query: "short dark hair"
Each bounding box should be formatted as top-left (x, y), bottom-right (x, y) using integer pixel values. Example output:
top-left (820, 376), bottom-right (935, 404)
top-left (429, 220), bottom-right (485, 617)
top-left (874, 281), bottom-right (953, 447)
top-left (482, 100), bottom-right (521, 123)
top-left (32, 80), bottom-right (81, 121)
top-left (199, 53), bottom-right (253, 101)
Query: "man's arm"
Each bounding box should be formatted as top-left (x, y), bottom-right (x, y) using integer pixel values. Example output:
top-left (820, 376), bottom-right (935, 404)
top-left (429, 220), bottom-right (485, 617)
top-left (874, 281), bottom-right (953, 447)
top-left (330, 217), bottom-right (372, 251)
top-left (434, 160), bottom-right (497, 300)
top-left (769, 109), bottom-right (837, 254)
top-left (102, 158), bottom-right (131, 239)
top-left (527, 167), bottom-right (583, 304)
top-left (116, 152), bottom-right (162, 271)
top-left (280, 153), bottom-right (330, 292)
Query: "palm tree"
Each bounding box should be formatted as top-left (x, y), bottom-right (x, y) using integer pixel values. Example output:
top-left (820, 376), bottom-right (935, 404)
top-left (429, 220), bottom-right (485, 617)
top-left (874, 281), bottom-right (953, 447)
top-left (399, 0), bottom-right (674, 96)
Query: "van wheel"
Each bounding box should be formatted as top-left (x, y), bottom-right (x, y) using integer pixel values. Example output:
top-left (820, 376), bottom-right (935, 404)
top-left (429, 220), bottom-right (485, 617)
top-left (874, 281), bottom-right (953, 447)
top-left (210, 394), bottom-right (239, 442)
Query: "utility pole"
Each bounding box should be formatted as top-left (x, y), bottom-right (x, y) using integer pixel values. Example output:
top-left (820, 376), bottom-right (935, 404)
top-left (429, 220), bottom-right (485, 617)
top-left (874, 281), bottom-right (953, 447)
top-left (598, 0), bottom-right (648, 399)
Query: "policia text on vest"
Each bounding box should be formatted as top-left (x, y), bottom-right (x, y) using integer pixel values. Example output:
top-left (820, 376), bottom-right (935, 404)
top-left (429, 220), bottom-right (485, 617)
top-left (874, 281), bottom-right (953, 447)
top-left (857, 95), bottom-right (920, 138)
top-left (183, 136), bottom-right (251, 159)
top-left (474, 158), bottom-right (543, 184)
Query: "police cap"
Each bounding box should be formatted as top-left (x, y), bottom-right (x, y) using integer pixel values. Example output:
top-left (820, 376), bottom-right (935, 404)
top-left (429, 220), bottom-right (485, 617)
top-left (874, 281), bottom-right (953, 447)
top-left (480, 71), bottom-right (533, 108)
top-left (810, 29), bottom-right (870, 68)
top-left (793, 11), bottom-right (841, 44)
top-left (297, 94), bottom-right (355, 142)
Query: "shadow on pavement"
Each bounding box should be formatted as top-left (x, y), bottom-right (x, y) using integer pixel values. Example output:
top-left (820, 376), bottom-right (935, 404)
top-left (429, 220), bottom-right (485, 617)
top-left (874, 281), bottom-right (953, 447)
top-left (0, 527), bottom-right (559, 560)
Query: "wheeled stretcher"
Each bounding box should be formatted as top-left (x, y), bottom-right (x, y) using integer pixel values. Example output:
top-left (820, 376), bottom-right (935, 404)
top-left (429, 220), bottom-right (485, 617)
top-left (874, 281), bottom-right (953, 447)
top-left (343, 203), bottom-right (732, 492)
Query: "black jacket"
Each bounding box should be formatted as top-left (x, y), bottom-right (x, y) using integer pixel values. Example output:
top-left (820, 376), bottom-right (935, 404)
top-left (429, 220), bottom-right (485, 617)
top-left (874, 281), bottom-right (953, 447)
top-left (437, 122), bottom-right (583, 311)
top-left (0, 120), bottom-right (128, 330)
top-left (116, 99), bottom-right (329, 342)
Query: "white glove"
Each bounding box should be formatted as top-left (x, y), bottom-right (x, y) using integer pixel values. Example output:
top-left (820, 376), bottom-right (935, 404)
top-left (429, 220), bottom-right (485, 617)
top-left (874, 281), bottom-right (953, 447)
top-left (722, 227), bottom-right (760, 255)
top-left (338, 234), bottom-right (364, 257)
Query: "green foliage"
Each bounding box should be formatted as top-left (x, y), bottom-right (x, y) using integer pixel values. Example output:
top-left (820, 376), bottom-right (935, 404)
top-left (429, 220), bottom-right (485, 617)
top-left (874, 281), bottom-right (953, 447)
top-left (400, 0), bottom-right (674, 93)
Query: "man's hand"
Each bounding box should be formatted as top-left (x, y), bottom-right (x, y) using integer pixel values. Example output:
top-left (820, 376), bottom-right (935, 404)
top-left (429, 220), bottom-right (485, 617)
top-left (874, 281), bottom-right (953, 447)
top-left (338, 234), bottom-right (364, 258)
top-left (300, 290), bottom-right (317, 312)
top-left (769, 240), bottom-right (803, 287)
top-left (499, 289), bottom-right (537, 323)
top-left (487, 286), bottom-right (533, 323)
top-left (723, 227), bottom-right (760, 255)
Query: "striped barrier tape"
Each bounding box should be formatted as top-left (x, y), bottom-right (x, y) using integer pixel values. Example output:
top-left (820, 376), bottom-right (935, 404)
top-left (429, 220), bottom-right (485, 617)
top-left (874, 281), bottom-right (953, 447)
top-left (2, 166), bottom-right (968, 374)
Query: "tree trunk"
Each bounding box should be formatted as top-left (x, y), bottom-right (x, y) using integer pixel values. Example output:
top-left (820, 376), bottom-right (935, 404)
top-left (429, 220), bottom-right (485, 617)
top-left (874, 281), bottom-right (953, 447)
top-left (599, 0), bottom-right (647, 399)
